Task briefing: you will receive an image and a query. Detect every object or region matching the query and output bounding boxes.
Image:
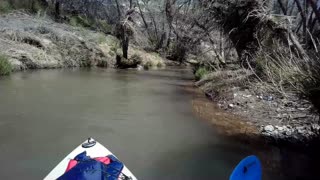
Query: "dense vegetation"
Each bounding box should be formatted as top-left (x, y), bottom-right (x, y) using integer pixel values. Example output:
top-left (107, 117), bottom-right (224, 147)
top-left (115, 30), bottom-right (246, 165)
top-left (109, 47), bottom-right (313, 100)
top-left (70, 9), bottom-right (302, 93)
top-left (1, 0), bottom-right (320, 111)
top-left (0, 54), bottom-right (12, 75)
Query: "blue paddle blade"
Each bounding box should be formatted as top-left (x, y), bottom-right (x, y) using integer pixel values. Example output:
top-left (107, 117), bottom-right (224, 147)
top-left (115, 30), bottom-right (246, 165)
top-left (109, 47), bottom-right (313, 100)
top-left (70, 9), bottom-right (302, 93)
top-left (230, 155), bottom-right (262, 180)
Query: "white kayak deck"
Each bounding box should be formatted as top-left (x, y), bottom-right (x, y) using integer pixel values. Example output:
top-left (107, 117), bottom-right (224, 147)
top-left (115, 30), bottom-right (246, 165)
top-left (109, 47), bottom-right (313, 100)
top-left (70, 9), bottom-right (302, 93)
top-left (44, 139), bottom-right (137, 180)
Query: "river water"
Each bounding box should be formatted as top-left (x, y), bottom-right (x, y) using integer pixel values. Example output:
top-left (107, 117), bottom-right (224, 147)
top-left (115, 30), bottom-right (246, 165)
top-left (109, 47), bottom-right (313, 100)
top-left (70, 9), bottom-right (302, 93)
top-left (0, 68), bottom-right (316, 179)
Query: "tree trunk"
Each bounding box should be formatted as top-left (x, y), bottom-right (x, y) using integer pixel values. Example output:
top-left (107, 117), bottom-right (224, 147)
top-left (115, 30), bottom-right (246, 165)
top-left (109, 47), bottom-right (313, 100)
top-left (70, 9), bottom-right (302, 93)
top-left (136, 0), bottom-right (148, 29)
top-left (122, 34), bottom-right (129, 59)
top-left (294, 0), bottom-right (307, 41)
top-left (307, 0), bottom-right (320, 25)
top-left (277, 0), bottom-right (287, 15)
top-left (55, 1), bottom-right (60, 20)
top-left (114, 0), bottom-right (122, 20)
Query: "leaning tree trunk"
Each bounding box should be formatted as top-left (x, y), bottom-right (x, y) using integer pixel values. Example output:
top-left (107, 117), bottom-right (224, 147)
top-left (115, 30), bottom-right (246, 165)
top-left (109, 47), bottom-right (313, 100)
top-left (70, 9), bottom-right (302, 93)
top-left (55, 0), bottom-right (60, 20)
top-left (122, 30), bottom-right (129, 59)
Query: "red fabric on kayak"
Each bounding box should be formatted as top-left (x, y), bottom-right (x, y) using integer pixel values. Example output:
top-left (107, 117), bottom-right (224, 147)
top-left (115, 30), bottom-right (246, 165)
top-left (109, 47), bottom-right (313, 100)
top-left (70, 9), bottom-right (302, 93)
top-left (65, 160), bottom-right (78, 172)
top-left (65, 157), bottom-right (111, 172)
top-left (95, 157), bottom-right (111, 165)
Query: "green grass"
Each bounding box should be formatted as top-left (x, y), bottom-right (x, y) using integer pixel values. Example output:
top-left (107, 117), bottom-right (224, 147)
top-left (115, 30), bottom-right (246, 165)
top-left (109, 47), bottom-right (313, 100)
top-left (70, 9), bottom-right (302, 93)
top-left (30, 0), bottom-right (44, 14)
top-left (195, 67), bottom-right (209, 81)
top-left (96, 33), bottom-right (106, 44)
top-left (69, 15), bottom-right (92, 28)
top-left (0, 54), bottom-right (12, 75)
top-left (108, 51), bottom-right (115, 56)
top-left (1, 0), bottom-right (46, 14)
top-left (0, 1), bottom-right (12, 14)
top-left (98, 20), bottom-right (113, 33)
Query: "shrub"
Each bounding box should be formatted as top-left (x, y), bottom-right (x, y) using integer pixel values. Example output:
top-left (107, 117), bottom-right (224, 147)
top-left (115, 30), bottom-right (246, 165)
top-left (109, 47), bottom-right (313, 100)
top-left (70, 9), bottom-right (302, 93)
top-left (69, 16), bottom-right (79, 27)
top-left (252, 41), bottom-right (310, 95)
top-left (97, 20), bottom-right (113, 34)
top-left (4, 0), bottom-right (47, 14)
top-left (143, 61), bottom-right (153, 70)
top-left (0, 54), bottom-right (12, 75)
top-left (96, 33), bottom-right (106, 44)
top-left (110, 46), bottom-right (118, 53)
top-left (108, 51), bottom-right (115, 56)
top-left (0, 1), bottom-right (12, 14)
top-left (30, 0), bottom-right (44, 14)
top-left (195, 67), bottom-right (209, 81)
top-left (130, 53), bottom-right (142, 64)
top-left (69, 15), bottom-right (92, 27)
top-left (157, 61), bottom-right (164, 68)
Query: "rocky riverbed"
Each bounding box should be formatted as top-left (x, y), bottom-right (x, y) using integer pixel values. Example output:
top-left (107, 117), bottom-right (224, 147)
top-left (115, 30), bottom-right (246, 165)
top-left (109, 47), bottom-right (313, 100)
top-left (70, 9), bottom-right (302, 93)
top-left (196, 69), bottom-right (320, 146)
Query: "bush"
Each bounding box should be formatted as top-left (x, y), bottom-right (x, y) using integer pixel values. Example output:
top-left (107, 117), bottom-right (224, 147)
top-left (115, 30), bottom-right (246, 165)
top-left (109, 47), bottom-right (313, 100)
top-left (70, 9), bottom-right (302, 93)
top-left (4, 0), bottom-right (47, 14)
top-left (110, 46), bottom-right (118, 53)
top-left (108, 51), bottom-right (115, 56)
top-left (97, 20), bottom-right (113, 34)
top-left (30, 0), bottom-right (44, 14)
top-left (96, 33), bottom-right (106, 44)
top-left (0, 54), bottom-right (12, 75)
top-left (130, 54), bottom-right (142, 64)
top-left (157, 61), bottom-right (164, 68)
top-left (69, 15), bottom-right (92, 27)
top-left (0, 1), bottom-right (12, 14)
top-left (195, 67), bottom-right (209, 81)
top-left (143, 61), bottom-right (153, 70)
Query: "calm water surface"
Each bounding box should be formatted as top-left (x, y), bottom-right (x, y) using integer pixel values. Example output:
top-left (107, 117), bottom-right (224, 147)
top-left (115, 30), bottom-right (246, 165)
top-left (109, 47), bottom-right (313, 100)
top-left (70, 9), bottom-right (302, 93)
top-left (0, 68), bottom-right (314, 179)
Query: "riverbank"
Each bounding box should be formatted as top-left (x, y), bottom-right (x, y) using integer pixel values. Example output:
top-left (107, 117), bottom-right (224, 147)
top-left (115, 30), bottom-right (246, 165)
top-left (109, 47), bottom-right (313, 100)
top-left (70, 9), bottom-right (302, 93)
top-left (1, 11), bottom-right (319, 148)
top-left (195, 69), bottom-right (320, 147)
top-left (0, 11), bottom-right (167, 73)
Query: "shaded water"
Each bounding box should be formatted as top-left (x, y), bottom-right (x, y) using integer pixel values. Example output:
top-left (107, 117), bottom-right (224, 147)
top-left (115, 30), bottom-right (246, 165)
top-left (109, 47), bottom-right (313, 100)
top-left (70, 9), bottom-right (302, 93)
top-left (0, 68), bottom-right (315, 179)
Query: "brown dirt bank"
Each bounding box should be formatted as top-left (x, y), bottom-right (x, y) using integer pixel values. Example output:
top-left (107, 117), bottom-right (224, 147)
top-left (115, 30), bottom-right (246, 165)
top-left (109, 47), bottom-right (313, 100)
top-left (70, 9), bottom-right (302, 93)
top-left (184, 83), bottom-right (260, 139)
top-left (184, 77), bottom-right (320, 149)
top-left (184, 83), bottom-right (320, 179)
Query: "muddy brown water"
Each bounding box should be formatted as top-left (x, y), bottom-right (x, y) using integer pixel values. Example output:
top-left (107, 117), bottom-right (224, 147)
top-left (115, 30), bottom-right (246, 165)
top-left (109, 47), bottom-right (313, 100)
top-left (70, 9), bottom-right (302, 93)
top-left (0, 68), bottom-right (317, 179)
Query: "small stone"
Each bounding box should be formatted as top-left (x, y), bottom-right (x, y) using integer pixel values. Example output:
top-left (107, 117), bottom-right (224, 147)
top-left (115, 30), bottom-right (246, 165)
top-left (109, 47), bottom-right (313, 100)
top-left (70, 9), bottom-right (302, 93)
top-left (296, 126), bottom-right (305, 131)
top-left (277, 126), bottom-right (284, 131)
top-left (297, 107), bottom-right (306, 111)
top-left (296, 126), bottom-right (306, 134)
top-left (228, 104), bottom-right (235, 108)
top-left (307, 131), bottom-right (314, 135)
top-left (311, 124), bottom-right (320, 131)
top-left (137, 65), bottom-right (143, 70)
top-left (263, 95), bottom-right (274, 101)
top-left (285, 131), bottom-right (292, 136)
top-left (264, 125), bottom-right (274, 132)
